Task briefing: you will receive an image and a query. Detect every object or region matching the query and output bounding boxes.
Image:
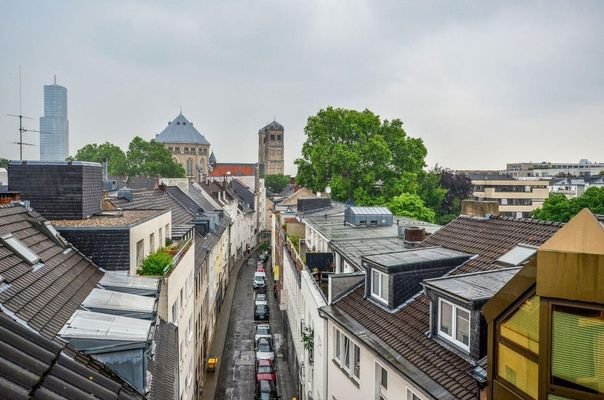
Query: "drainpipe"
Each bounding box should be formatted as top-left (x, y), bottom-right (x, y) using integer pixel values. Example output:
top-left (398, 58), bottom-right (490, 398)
top-left (318, 308), bottom-right (329, 400)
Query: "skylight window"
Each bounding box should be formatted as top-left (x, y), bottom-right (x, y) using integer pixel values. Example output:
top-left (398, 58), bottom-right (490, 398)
top-left (1, 234), bottom-right (40, 265)
top-left (496, 244), bottom-right (537, 267)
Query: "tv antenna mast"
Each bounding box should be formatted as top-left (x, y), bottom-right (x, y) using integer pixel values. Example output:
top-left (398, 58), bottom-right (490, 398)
top-left (6, 65), bottom-right (49, 160)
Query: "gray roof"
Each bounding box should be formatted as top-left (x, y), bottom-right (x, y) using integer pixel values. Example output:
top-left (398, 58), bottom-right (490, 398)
top-left (423, 267), bottom-right (521, 302)
top-left (59, 310), bottom-right (152, 342)
top-left (0, 204), bottom-right (104, 339)
top-left (330, 237), bottom-right (408, 270)
top-left (363, 247), bottom-right (472, 273)
top-left (155, 113), bottom-right (210, 145)
top-left (148, 319), bottom-right (178, 400)
top-left (0, 312), bottom-right (144, 399)
top-left (81, 288), bottom-right (156, 318)
top-left (304, 212), bottom-right (440, 241)
top-left (98, 271), bottom-right (160, 296)
top-left (259, 120), bottom-right (284, 132)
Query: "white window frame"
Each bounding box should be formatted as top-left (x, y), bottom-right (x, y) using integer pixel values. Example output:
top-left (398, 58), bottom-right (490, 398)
top-left (333, 327), bottom-right (360, 383)
top-left (371, 269), bottom-right (388, 304)
top-left (376, 362), bottom-right (388, 400)
top-left (406, 387), bottom-right (421, 400)
top-left (437, 298), bottom-right (471, 351)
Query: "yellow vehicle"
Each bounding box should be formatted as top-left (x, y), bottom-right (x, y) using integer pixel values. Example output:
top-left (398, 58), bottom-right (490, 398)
top-left (207, 356), bottom-right (218, 372)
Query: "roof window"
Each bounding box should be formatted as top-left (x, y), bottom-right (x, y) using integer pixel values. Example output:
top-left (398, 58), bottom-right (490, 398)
top-left (496, 244), bottom-right (537, 267)
top-left (1, 233), bottom-right (40, 265)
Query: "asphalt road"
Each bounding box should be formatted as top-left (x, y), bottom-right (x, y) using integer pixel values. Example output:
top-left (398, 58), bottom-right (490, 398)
top-left (214, 250), bottom-right (296, 400)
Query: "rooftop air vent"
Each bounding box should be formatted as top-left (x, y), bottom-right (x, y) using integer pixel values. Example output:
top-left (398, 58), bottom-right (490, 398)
top-left (345, 206), bottom-right (393, 227)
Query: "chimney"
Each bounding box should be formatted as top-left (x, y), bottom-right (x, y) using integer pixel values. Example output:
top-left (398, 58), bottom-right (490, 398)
top-left (401, 226), bottom-right (426, 246)
top-left (461, 200), bottom-right (499, 218)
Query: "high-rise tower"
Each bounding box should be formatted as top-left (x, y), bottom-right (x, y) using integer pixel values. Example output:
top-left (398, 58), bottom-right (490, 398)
top-left (40, 76), bottom-right (69, 161)
top-left (258, 121), bottom-right (284, 176)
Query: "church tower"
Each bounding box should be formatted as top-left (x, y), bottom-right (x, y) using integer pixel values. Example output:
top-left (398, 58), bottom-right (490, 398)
top-left (258, 121), bottom-right (284, 176)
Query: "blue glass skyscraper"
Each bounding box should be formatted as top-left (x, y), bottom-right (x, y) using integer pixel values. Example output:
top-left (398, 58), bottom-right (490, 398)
top-left (40, 77), bottom-right (69, 161)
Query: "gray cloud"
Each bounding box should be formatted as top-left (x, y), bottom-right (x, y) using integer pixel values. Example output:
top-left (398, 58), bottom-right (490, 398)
top-left (1, 0), bottom-right (603, 173)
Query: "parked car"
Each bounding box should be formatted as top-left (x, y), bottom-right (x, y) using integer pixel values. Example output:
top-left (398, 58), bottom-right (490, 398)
top-left (253, 275), bottom-right (266, 292)
top-left (255, 337), bottom-right (275, 361)
top-left (256, 265), bottom-right (265, 273)
top-left (254, 323), bottom-right (272, 342)
top-left (255, 359), bottom-right (276, 382)
top-left (254, 304), bottom-right (270, 321)
top-left (247, 258), bottom-right (257, 266)
top-left (254, 271), bottom-right (266, 280)
top-left (255, 378), bottom-right (279, 399)
top-left (255, 293), bottom-right (268, 307)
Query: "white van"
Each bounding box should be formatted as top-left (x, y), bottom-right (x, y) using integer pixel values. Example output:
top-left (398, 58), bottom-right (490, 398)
top-left (254, 271), bottom-right (266, 280)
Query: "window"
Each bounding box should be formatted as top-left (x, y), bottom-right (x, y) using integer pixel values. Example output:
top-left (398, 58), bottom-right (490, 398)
top-left (438, 298), bottom-right (470, 351)
top-left (270, 134), bottom-right (275, 140)
top-left (551, 305), bottom-right (604, 396)
top-left (371, 269), bottom-right (388, 303)
top-left (343, 336), bottom-right (351, 370)
top-left (333, 327), bottom-right (360, 382)
top-left (2, 234), bottom-right (40, 265)
top-left (353, 344), bottom-right (360, 378)
top-left (187, 159), bottom-right (193, 176)
top-left (150, 233), bottom-right (155, 253)
top-left (407, 388), bottom-right (421, 400)
top-left (334, 327), bottom-right (341, 361)
top-left (277, 134), bottom-right (281, 141)
top-left (171, 302), bottom-right (177, 324)
top-left (159, 227), bottom-right (163, 248)
top-left (165, 224), bottom-right (170, 241)
top-left (376, 363), bottom-right (388, 399)
top-left (136, 239), bottom-right (144, 266)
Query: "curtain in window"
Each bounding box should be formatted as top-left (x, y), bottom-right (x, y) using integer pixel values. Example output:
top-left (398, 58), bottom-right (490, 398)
top-left (456, 309), bottom-right (470, 346)
top-left (440, 301), bottom-right (452, 336)
top-left (500, 296), bottom-right (540, 353)
top-left (552, 306), bottom-right (604, 394)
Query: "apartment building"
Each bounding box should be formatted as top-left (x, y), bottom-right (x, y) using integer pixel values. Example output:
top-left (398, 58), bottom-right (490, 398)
top-left (507, 159), bottom-right (604, 178)
top-left (483, 209), bottom-right (604, 399)
top-left (471, 175), bottom-right (550, 218)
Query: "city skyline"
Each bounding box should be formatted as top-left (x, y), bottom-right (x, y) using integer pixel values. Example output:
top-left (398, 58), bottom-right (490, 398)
top-left (1, 1), bottom-right (603, 174)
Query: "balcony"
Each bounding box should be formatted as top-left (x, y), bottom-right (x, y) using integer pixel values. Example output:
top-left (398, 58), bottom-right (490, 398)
top-left (138, 226), bottom-right (194, 276)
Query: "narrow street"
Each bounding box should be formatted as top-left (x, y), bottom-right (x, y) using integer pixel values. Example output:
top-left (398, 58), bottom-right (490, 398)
top-left (214, 249), bottom-right (296, 400)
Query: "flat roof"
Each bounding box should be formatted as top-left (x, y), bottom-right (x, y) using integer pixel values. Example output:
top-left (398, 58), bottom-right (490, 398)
top-left (9, 160), bottom-right (101, 167)
top-left (82, 288), bottom-right (155, 313)
top-left (52, 209), bottom-right (168, 228)
top-left (305, 213), bottom-right (440, 241)
top-left (363, 247), bottom-right (471, 272)
top-left (59, 310), bottom-right (152, 342)
top-left (423, 267), bottom-right (521, 302)
top-left (331, 237), bottom-right (408, 270)
top-left (98, 271), bottom-right (159, 292)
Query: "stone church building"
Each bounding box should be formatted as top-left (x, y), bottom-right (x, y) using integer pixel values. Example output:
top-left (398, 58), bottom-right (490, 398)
top-left (155, 113), bottom-right (211, 182)
top-left (258, 121), bottom-right (284, 176)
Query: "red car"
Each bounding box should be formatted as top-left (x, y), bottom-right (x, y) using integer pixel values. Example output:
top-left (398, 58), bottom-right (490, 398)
top-left (256, 265), bottom-right (265, 273)
top-left (256, 359), bottom-right (276, 382)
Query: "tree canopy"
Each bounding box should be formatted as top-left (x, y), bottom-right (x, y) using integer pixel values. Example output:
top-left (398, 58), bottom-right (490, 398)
top-left (295, 107), bottom-right (427, 203)
top-left (72, 137), bottom-right (185, 178)
top-left (73, 142), bottom-right (128, 175)
top-left (0, 158), bottom-right (8, 169)
top-left (265, 174), bottom-right (290, 194)
top-left (532, 187), bottom-right (604, 222)
top-left (386, 193), bottom-right (436, 223)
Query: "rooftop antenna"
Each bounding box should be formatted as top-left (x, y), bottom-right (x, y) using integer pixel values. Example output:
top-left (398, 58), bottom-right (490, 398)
top-left (6, 66), bottom-right (48, 160)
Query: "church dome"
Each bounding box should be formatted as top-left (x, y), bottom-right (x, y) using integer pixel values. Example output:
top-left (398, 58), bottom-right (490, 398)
top-left (156, 113), bottom-right (210, 145)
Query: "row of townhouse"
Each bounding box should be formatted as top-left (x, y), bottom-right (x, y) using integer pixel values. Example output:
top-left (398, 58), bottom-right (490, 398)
top-left (1, 160), bottom-right (266, 399)
top-left (272, 191), bottom-right (603, 400)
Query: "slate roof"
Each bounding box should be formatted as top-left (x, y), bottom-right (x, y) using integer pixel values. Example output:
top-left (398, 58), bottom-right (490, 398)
top-left (155, 113), bottom-right (210, 145)
top-left (189, 183), bottom-right (222, 211)
top-left (330, 237), bottom-right (407, 270)
top-left (328, 215), bottom-right (563, 400)
top-left (232, 179), bottom-right (255, 210)
top-left (0, 204), bottom-right (103, 339)
top-left (0, 312), bottom-right (143, 399)
top-left (209, 163), bottom-right (256, 177)
top-left (258, 120), bottom-right (284, 132)
top-left (148, 318), bottom-right (178, 400)
top-left (111, 189), bottom-right (194, 226)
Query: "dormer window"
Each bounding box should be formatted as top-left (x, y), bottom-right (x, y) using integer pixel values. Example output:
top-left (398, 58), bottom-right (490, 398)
top-left (438, 298), bottom-right (470, 351)
top-left (1, 233), bottom-right (40, 265)
top-left (371, 269), bottom-right (388, 303)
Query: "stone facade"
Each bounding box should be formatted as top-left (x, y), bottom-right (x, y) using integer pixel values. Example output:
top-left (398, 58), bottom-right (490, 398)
top-left (258, 121), bottom-right (284, 176)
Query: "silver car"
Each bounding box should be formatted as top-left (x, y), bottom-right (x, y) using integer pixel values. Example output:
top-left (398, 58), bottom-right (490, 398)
top-left (255, 337), bottom-right (275, 361)
top-left (255, 293), bottom-right (268, 307)
top-left (254, 323), bottom-right (272, 342)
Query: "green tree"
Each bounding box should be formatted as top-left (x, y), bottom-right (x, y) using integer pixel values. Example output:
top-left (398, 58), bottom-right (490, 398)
top-left (265, 174), bottom-right (290, 193)
top-left (295, 107), bottom-right (427, 203)
top-left (417, 170), bottom-right (446, 214)
top-left (73, 142), bottom-right (128, 175)
top-left (126, 137), bottom-right (185, 178)
top-left (386, 193), bottom-right (436, 223)
top-left (532, 187), bottom-right (604, 222)
top-left (0, 158), bottom-right (8, 168)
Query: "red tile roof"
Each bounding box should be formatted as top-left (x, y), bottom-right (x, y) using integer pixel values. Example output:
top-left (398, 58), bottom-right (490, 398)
top-left (330, 215), bottom-right (563, 400)
top-left (209, 163), bottom-right (256, 177)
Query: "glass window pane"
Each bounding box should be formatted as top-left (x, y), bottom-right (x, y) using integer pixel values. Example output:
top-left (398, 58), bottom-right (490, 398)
top-left (552, 306), bottom-right (604, 394)
top-left (497, 343), bottom-right (539, 399)
top-left (335, 329), bottom-right (340, 360)
top-left (380, 274), bottom-right (388, 300)
top-left (381, 367), bottom-right (388, 389)
top-left (344, 337), bottom-right (350, 368)
top-left (456, 308), bottom-right (470, 346)
top-left (440, 301), bottom-right (452, 336)
top-left (354, 345), bottom-right (360, 378)
top-left (372, 270), bottom-right (379, 296)
top-left (500, 296), bottom-right (540, 354)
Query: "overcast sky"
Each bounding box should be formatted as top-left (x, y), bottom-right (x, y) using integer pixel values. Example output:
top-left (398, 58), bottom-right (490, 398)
top-left (1, 1), bottom-right (602, 175)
